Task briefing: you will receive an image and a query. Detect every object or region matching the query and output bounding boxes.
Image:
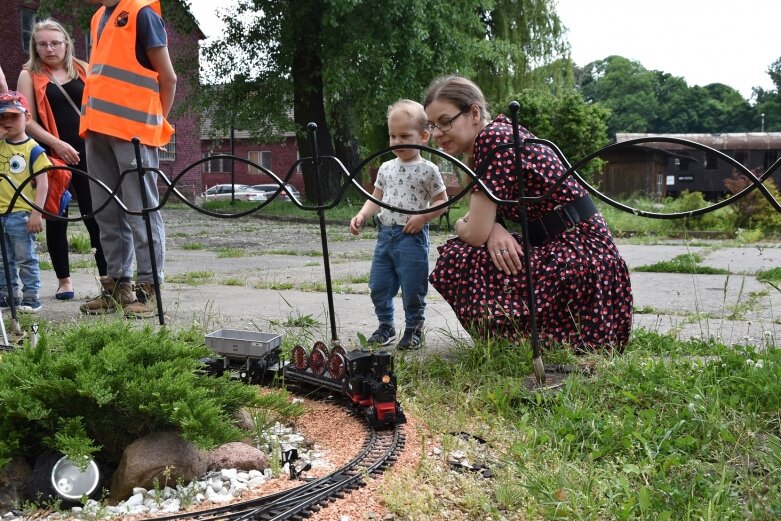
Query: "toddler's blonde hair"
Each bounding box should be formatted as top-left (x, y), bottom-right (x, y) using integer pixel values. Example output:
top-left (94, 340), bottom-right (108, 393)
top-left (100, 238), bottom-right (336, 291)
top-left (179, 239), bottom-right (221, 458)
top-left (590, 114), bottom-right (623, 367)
top-left (387, 99), bottom-right (429, 132)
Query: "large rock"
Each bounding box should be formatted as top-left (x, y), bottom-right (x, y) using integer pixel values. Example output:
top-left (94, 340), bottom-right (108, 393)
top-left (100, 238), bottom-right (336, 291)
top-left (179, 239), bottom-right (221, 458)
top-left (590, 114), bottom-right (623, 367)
top-left (0, 457), bottom-right (32, 513)
top-left (205, 442), bottom-right (268, 472)
top-left (110, 431), bottom-right (207, 501)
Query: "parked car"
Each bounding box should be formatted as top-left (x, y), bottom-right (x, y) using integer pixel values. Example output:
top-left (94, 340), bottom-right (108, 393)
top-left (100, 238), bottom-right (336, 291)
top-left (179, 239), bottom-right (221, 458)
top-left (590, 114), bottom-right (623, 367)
top-left (202, 184), bottom-right (267, 202)
top-left (250, 183), bottom-right (301, 202)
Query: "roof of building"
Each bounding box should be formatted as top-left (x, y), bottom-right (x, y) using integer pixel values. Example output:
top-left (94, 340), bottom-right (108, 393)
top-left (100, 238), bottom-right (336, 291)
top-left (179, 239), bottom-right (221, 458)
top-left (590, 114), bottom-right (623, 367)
top-left (616, 133), bottom-right (781, 150)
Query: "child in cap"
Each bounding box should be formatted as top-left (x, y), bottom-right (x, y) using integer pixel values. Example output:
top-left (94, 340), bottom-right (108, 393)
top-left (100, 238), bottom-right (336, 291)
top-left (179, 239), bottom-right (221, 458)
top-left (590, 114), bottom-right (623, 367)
top-left (350, 99), bottom-right (447, 349)
top-left (0, 91), bottom-right (49, 313)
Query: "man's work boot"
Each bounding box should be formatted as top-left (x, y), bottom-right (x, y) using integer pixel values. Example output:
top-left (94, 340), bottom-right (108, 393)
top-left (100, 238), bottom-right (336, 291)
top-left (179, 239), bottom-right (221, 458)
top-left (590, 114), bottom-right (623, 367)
top-left (79, 277), bottom-right (136, 315)
top-left (124, 282), bottom-right (158, 319)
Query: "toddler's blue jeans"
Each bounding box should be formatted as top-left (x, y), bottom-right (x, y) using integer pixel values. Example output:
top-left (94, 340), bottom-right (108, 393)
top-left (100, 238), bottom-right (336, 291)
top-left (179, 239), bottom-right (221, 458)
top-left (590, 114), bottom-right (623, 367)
top-left (369, 224), bottom-right (429, 329)
top-left (0, 211), bottom-right (40, 300)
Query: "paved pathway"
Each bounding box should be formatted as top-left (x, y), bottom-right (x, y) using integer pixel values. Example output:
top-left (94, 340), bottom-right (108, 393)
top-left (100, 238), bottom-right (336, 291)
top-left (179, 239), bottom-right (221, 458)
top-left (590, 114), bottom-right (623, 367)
top-left (12, 211), bottom-right (781, 353)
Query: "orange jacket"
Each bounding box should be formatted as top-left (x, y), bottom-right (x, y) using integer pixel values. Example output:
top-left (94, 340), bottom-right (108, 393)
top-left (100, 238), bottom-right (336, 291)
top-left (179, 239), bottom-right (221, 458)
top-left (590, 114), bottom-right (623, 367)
top-left (79, 0), bottom-right (173, 147)
top-left (31, 61), bottom-right (87, 153)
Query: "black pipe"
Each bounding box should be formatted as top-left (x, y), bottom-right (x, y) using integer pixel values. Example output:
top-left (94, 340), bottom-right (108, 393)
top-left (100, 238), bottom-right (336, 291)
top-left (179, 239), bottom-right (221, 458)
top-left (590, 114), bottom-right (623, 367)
top-left (307, 123), bottom-right (338, 343)
top-left (508, 103), bottom-right (544, 384)
top-left (131, 138), bottom-right (165, 325)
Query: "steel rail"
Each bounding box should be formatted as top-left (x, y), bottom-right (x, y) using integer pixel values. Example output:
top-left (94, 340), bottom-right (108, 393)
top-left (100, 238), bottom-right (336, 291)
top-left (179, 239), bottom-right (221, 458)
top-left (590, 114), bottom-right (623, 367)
top-left (150, 419), bottom-right (403, 521)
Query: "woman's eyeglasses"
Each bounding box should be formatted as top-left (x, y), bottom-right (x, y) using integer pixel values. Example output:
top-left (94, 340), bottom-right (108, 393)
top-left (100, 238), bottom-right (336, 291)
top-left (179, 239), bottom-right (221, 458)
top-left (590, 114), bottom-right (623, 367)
top-left (428, 110), bottom-right (468, 132)
top-left (35, 41), bottom-right (65, 50)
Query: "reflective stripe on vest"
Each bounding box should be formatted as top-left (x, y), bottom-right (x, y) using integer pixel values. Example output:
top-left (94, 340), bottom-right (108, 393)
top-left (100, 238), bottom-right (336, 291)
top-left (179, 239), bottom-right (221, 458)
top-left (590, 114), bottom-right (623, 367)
top-left (90, 63), bottom-right (160, 93)
top-left (85, 97), bottom-right (163, 126)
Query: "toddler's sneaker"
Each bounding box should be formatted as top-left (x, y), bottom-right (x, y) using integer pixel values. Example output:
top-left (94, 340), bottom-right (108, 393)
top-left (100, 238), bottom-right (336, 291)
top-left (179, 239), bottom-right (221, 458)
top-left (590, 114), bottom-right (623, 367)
top-left (19, 298), bottom-right (42, 314)
top-left (397, 326), bottom-right (423, 350)
top-left (367, 323), bottom-right (396, 346)
top-left (0, 296), bottom-right (20, 311)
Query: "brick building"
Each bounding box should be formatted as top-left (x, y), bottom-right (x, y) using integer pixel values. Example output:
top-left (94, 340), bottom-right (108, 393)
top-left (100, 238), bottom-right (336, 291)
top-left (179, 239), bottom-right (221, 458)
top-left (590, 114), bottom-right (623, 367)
top-left (0, 0), bottom-right (204, 198)
top-left (200, 124), bottom-right (304, 198)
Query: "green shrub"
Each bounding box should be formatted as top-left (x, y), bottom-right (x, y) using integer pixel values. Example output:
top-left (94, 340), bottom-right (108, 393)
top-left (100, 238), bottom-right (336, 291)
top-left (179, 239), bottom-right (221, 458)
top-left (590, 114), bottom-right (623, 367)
top-left (724, 173), bottom-right (781, 234)
top-left (0, 322), bottom-right (268, 468)
top-left (664, 191), bottom-right (736, 232)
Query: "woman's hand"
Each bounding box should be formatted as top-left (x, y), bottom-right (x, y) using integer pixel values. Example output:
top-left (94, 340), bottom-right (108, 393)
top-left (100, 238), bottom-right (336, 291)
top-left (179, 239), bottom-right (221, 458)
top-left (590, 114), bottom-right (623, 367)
top-left (51, 139), bottom-right (80, 165)
top-left (486, 222), bottom-right (523, 275)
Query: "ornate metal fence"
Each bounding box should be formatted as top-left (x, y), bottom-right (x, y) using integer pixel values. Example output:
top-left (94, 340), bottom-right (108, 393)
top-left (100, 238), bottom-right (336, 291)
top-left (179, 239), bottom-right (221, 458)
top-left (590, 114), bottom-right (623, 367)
top-left (2, 104), bottom-right (779, 382)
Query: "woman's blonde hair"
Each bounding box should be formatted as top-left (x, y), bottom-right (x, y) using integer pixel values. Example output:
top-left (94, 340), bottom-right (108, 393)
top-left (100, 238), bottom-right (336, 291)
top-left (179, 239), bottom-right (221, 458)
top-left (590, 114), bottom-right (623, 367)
top-left (387, 99), bottom-right (429, 132)
top-left (25, 19), bottom-right (79, 79)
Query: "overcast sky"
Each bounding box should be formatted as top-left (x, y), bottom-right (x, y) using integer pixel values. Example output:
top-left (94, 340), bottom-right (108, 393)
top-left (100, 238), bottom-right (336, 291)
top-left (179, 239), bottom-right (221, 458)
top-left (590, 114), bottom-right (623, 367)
top-left (556, 0), bottom-right (779, 99)
top-left (188, 0), bottom-right (779, 100)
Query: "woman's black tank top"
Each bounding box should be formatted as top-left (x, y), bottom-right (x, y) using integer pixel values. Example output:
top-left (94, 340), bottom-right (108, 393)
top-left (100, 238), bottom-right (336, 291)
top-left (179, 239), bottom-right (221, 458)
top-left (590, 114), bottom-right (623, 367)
top-left (45, 77), bottom-right (86, 157)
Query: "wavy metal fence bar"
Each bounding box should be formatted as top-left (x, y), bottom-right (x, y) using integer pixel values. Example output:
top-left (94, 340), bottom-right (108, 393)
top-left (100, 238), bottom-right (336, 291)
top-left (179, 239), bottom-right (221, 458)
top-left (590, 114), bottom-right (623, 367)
top-left (2, 104), bottom-right (779, 382)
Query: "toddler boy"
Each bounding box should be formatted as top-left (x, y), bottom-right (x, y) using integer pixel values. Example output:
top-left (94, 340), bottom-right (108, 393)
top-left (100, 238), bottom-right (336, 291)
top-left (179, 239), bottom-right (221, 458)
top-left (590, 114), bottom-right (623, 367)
top-left (350, 100), bottom-right (447, 349)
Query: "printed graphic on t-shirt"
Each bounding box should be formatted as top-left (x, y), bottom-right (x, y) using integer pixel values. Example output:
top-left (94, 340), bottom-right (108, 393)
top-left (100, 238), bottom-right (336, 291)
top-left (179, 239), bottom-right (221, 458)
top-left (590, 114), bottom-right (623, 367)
top-left (375, 158), bottom-right (445, 226)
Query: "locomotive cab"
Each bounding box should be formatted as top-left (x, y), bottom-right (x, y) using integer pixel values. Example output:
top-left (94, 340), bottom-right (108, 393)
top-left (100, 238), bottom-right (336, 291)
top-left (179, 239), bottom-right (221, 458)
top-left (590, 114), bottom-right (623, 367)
top-left (343, 349), bottom-right (405, 427)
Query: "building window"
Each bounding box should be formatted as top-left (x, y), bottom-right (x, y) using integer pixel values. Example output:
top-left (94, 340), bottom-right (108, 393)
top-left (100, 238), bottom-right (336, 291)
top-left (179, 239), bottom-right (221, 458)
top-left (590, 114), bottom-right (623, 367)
top-left (657, 174), bottom-right (664, 195)
top-left (160, 127), bottom-right (176, 162)
top-left (21, 9), bottom-right (36, 52)
top-left (704, 152), bottom-right (718, 170)
top-left (248, 150), bottom-right (272, 174)
top-left (202, 152), bottom-right (231, 173)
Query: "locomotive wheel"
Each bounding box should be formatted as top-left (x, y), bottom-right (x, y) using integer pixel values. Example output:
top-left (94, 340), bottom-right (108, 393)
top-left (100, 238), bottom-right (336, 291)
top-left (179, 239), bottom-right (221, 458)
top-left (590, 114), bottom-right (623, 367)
top-left (291, 345), bottom-right (309, 370)
top-left (310, 347), bottom-right (328, 376)
top-left (330, 344), bottom-right (346, 357)
top-left (312, 340), bottom-right (329, 356)
top-left (328, 352), bottom-right (347, 381)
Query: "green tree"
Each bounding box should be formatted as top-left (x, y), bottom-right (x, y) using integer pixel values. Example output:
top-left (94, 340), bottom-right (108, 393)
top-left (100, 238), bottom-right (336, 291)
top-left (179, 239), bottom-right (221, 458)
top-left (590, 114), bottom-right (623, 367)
top-left (753, 56), bottom-right (781, 132)
top-left (201, 0), bottom-right (569, 199)
top-left (511, 89), bottom-right (609, 181)
top-left (576, 55), bottom-right (755, 136)
top-left (579, 56), bottom-right (659, 137)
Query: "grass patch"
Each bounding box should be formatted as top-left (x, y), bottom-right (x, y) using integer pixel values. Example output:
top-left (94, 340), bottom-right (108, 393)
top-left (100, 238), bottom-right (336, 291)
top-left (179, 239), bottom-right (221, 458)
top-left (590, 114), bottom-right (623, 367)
top-left (216, 247), bottom-right (247, 258)
top-left (167, 271), bottom-right (214, 285)
top-left (386, 329), bottom-right (781, 519)
top-left (634, 253), bottom-right (730, 274)
top-left (266, 249), bottom-right (323, 257)
top-left (68, 233), bottom-right (92, 254)
top-left (221, 278), bottom-right (245, 286)
top-left (757, 267), bottom-right (781, 284)
top-left (182, 242), bottom-right (205, 250)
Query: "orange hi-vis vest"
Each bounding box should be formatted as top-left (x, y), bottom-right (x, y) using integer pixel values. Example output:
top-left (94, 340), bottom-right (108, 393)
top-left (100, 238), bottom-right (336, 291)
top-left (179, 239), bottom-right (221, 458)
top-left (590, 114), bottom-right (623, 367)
top-left (79, 0), bottom-right (174, 147)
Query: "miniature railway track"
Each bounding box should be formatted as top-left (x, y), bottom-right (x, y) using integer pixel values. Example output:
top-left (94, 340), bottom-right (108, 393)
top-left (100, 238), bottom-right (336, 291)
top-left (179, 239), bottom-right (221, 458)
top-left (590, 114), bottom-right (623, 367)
top-left (152, 419), bottom-right (404, 521)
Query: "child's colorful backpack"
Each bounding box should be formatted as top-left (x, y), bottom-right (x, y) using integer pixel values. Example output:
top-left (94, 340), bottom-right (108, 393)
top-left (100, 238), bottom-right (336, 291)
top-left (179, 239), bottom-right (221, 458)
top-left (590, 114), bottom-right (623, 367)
top-left (30, 144), bottom-right (72, 219)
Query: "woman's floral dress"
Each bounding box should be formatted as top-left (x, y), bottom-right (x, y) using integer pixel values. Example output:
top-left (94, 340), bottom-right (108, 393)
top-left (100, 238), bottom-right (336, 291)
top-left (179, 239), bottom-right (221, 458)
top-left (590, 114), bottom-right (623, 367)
top-left (429, 115), bottom-right (633, 352)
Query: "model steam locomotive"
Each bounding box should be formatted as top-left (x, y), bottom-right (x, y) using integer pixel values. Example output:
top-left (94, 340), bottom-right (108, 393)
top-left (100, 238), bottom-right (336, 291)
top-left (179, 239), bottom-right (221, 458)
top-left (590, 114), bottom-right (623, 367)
top-left (201, 330), bottom-right (405, 428)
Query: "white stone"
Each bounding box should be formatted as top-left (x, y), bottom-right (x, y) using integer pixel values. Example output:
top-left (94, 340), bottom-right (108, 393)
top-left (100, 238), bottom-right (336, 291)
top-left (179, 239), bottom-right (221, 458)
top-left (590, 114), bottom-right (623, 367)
top-left (248, 476), bottom-right (266, 488)
top-left (221, 468), bottom-right (238, 480)
top-left (132, 486), bottom-right (147, 496)
top-left (162, 499), bottom-right (181, 513)
top-left (125, 493), bottom-right (144, 507)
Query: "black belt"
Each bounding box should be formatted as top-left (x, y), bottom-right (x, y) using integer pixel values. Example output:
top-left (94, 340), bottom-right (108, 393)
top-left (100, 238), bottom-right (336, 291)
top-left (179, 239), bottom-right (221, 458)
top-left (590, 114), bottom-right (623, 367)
top-left (526, 195), bottom-right (598, 246)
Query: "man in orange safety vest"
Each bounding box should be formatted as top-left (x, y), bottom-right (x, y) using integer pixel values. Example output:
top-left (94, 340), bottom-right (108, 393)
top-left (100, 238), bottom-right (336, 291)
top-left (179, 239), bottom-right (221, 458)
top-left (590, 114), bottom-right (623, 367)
top-left (79, 0), bottom-right (176, 318)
